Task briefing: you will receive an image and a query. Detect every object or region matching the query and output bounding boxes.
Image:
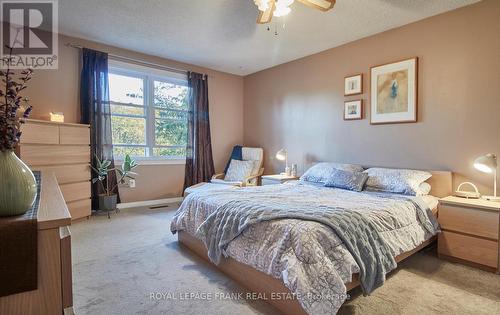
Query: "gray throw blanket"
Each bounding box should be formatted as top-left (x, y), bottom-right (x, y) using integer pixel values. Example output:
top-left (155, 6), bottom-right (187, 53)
top-left (195, 197), bottom-right (399, 294)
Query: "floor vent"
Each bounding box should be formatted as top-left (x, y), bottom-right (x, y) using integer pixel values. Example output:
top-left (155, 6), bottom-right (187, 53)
top-left (149, 204), bottom-right (170, 209)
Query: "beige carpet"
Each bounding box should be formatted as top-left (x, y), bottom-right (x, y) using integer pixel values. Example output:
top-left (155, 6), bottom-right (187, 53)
top-left (71, 205), bottom-right (500, 315)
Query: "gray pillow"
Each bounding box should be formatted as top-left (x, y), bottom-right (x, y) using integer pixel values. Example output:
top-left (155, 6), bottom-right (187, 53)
top-left (300, 162), bottom-right (364, 184)
top-left (324, 169), bottom-right (368, 192)
top-left (364, 167), bottom-right (432, 196)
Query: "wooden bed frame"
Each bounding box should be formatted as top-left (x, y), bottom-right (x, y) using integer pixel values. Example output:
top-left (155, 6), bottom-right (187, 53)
top-left (178, 171), bottom-right (452, 315)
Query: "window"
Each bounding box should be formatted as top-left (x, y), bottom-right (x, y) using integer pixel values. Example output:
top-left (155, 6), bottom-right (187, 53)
top-left (108, 61), bottom-right (188, 161)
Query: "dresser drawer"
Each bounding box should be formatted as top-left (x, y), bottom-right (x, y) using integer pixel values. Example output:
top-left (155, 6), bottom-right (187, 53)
top-left (439, 204), bottom-right (499, 240)
top-left (59, 226), bottom-right (73, 309)
top-left (34, 164), bottom-right (90, 185)
top-left (21, 123), bottom-right (59, 144)
top-left (438, 231), bottom-right (498, 268)
top-left (59, 126), bottom-right (90, 145)
top-left (60, 182), bottom-right (91, 203)
top-left (67, 199), bottom-right (91, 220)
top-left (20, 145), bottom-right (90, 166)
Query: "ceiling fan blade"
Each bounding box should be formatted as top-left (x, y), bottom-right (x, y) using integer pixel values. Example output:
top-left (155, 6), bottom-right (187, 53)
top-left (296, 0), bottom-right (336, 11)
top-left (257, 0), bottom-right (276, 24)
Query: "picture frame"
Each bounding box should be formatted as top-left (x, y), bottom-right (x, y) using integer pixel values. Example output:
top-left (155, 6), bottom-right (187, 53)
top-left (370, 57), bottom-right (418, 124)
top-left (344, 100), bottom-right (363, 120)
top-left (344, 74), bottom-right (363, 96)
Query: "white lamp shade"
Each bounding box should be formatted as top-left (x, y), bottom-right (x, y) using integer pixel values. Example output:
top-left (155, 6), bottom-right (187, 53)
top-left (473, 154), bottom-right (497, 174)
top-left (276, 149), bottom-right (287, 161)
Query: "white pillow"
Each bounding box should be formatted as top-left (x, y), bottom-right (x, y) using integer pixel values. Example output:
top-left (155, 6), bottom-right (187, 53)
top-left (300, 162), bottom-right (364, 184)
top-left (364, 167), bottom-right (432, 196)
top-left (224, 159), bottom-right (255, 182)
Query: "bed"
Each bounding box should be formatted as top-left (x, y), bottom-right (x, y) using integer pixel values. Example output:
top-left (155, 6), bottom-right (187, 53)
top-left (171, 170), bottom-right (452, 315)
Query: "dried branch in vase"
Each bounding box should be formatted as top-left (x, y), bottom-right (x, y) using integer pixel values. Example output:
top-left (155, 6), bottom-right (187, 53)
top-left (0, 46), bottom-right (34, 151)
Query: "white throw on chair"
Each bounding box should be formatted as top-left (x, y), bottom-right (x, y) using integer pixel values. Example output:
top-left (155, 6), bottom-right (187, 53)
top-left (211, 147), bottom-right (264, 187)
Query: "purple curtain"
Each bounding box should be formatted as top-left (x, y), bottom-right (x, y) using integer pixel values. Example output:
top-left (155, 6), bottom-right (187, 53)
top-left (183, 72), bottom-right (215, 190)
top-left (80, 48), bottom-right (120, 209)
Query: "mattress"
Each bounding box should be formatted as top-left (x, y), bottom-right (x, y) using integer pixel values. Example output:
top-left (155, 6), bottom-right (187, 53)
top-left (171, 181), bottom-right (440, 315)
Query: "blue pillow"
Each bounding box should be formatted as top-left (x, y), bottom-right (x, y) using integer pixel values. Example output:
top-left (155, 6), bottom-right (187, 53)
top-left (324, 169), bottom-right (368, 192)
top-left (300, 162), bottom-right (364, 184)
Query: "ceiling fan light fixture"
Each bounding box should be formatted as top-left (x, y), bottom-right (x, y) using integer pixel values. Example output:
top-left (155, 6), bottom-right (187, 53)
top-left (273, 6), bottom-right (291, 17)
top-left (277, 0), bottom-right (294, 7)
top-left (256, 0), bottom-right (334, 24)
top-left (254, 0), bottom-right (271, 12)
top-left (273, 0), bottom-right (294, 17)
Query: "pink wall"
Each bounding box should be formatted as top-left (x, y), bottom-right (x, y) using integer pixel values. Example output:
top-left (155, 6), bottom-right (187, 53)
top-left (26, 34), bottom-right (244, 202)
top-left (243, 0), bottom-right (500, 194)
top-left (23, 0), bottom-right (500, 201)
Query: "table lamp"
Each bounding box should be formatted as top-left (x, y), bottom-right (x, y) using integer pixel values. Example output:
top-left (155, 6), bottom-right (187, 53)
top-left (473, 153), bottom-right (499, 202)
top-left (276, 149), bottom-right (290, 176)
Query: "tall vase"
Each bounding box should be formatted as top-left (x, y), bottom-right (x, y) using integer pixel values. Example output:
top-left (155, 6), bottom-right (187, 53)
top-left (0, 150), bottom-right (37, 216)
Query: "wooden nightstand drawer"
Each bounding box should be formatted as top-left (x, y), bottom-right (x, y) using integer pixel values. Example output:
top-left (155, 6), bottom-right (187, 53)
top-left (438, 231), bottom-right (498, 268)
top-left (439, 204), bottom-right (499, 240)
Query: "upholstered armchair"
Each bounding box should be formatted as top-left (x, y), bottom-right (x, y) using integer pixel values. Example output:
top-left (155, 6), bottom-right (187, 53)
top-left (211, 147), bottom-right (264, 187)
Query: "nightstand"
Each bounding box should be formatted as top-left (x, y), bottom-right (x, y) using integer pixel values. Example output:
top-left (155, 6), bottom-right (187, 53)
top-left (261, 174), bottom-right (299, 185)
top-left (438, 196), bottom-right (500, 273)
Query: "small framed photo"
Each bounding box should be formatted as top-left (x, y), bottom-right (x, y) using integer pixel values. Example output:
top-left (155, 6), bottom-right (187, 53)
top-left (344, 100), bottom-right (363, 120)
top-left (344, 74), bottom-right (363, 96)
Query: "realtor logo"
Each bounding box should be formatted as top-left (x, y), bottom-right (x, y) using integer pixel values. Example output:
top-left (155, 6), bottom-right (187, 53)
top-left (1, 0), bottom-right (58, 69)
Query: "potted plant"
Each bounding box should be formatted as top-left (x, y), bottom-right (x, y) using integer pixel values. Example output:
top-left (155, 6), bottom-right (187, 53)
top-left (91, 154), bottom-right (138, 216)
top-left (0, 47), bottom-right (36, 217)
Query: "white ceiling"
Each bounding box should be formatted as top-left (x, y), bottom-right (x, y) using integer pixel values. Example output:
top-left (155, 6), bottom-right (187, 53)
top-left (59, 0), bottom-right (480, 76)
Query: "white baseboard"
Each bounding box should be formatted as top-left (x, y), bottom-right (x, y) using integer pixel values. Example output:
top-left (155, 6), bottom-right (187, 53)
top-left (117, 197), bottom-right (184, 209)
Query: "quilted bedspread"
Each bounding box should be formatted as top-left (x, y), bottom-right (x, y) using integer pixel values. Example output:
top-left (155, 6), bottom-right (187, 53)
top-left (171, 182), bottom-right (439, 315)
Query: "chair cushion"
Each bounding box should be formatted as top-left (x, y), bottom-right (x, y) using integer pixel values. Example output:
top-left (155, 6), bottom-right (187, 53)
top-left (224, 159), bottom-right (255, 182)
top-left (242, 147), bottom-right (263, 176)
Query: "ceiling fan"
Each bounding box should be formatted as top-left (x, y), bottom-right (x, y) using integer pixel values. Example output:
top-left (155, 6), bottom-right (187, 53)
top-left (254, 0), bottom-right (336, 24)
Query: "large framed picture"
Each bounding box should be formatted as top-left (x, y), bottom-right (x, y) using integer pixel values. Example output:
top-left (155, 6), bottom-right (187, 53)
top-left (370, 58), bottom-right (418, 124)
top-left (344, 74), bottom-right (362, 96)
top-left (344, 100), bottom-right (363, 120)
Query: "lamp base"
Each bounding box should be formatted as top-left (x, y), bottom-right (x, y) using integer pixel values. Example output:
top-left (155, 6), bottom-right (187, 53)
top-left (481, 195), bottom-right (500, 202)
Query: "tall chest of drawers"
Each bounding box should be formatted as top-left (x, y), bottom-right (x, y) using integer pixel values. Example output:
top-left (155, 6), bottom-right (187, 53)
top-left (18, 119), bottom-right (91, 220)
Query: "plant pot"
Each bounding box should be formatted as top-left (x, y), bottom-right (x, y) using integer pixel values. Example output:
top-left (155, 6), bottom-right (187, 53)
top-left (98, 194), bottom-right (117, 211)
top-left (0, 151), bottom-right (37, 217)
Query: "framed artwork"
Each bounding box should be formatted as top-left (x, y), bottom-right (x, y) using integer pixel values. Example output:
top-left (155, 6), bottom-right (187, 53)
top-left (344, 74), bottom-right (363, 96)
top-left (370, 57), bottom-right (418, 124)
top-left (344, 100), bottom-right (363, 120)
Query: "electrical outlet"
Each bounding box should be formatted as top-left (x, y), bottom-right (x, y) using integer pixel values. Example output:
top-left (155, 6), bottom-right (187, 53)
top-left (129, 179), bottom-right (136, 188)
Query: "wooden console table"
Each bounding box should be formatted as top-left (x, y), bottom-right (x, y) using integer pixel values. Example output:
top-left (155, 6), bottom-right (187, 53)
top-left (0, 172), bottom-right (74, 314)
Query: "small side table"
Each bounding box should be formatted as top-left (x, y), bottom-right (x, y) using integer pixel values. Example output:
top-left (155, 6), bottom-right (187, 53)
top-left (261, 174), bottom-right (299, 186)
top-left (438, 196), bottom-right (500, 273)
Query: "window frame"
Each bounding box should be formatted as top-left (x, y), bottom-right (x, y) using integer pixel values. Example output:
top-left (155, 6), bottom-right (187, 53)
top-left (108, 60), bottom-right (189, 163)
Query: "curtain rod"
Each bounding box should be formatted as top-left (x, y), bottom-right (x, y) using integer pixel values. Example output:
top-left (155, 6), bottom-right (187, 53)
top-left (66, 43), bottom-right (206, 77)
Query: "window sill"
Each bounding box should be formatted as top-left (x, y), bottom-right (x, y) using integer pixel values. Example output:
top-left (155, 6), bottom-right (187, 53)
top-left (114, 158), bottom-right (186, 166)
